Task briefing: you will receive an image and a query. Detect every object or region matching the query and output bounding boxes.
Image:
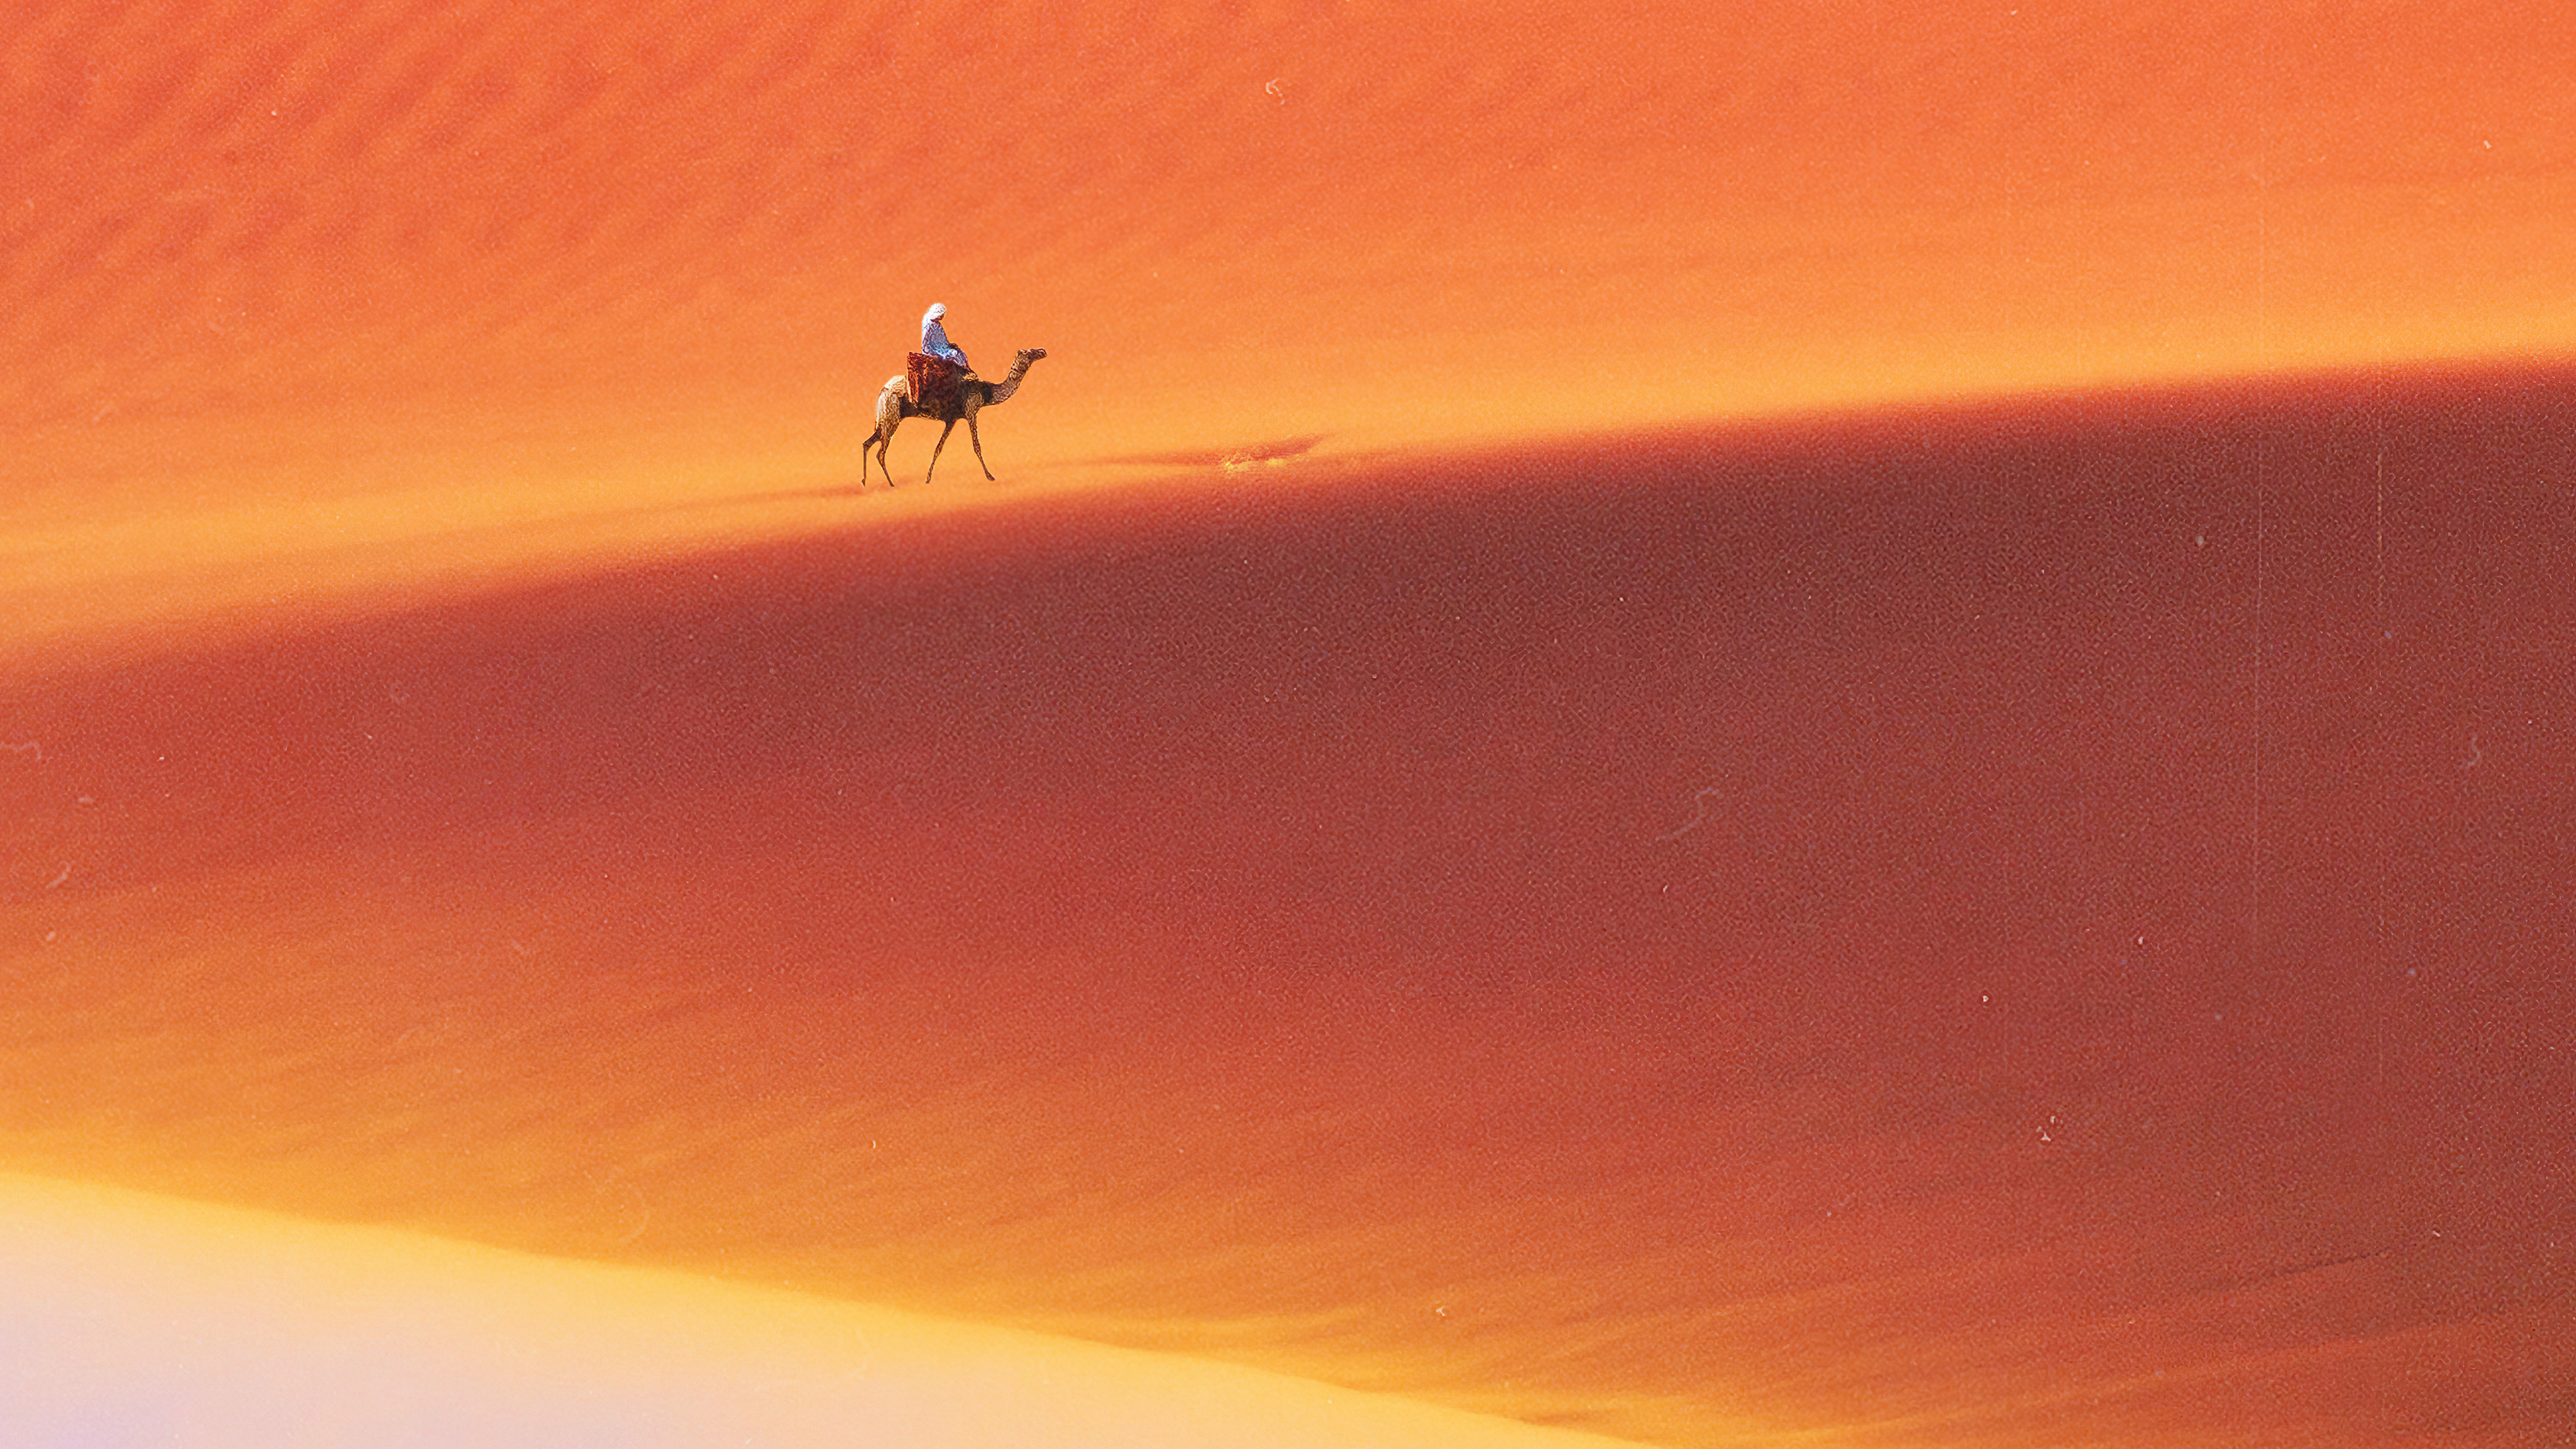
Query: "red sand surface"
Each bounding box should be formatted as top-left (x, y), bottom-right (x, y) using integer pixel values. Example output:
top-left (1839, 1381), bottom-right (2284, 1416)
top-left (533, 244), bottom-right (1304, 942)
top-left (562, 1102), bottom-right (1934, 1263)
top-left (6, 2), bottom-right (2576, 1445)
top-left (8, 367), bottom-right (2576, 1444)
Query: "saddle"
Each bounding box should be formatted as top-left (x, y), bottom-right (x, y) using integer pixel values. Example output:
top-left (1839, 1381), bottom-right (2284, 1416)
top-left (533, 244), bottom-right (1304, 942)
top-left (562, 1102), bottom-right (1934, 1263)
top-left (906, 352), bottom-right (964, 411)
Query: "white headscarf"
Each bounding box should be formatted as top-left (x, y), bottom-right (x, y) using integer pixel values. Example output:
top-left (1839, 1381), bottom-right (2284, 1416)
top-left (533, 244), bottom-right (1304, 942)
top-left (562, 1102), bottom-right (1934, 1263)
top-left (920, 303), bottom-right (967, 369)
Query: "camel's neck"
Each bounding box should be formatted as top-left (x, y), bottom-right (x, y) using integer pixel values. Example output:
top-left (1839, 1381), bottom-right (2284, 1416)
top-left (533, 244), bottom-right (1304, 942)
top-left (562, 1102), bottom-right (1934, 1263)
top-left (988, 354), bottom-right (1034, 405)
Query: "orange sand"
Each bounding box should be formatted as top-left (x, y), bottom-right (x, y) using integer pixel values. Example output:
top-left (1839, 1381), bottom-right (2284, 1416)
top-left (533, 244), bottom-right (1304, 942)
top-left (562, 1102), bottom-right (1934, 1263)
top-left (11, 1), bottom-right (2576, 663)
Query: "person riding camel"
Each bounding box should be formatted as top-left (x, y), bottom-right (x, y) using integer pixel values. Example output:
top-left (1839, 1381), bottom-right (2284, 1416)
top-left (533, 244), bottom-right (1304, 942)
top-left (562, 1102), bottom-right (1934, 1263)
top-left (920, 303), bottom-right (969, 374)
top-left (909, 303), bottom-right (972, 411)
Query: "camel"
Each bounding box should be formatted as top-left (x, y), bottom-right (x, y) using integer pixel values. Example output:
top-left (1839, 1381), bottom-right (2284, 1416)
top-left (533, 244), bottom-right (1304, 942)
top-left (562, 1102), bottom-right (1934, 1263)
top-left (862, 347), bottom-right (1046, 487)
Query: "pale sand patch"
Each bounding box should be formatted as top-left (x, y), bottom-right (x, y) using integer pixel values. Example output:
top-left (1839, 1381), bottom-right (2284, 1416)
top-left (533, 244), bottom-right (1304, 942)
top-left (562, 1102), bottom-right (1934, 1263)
top-left (0, 1172), bottom-right (1638, 1449)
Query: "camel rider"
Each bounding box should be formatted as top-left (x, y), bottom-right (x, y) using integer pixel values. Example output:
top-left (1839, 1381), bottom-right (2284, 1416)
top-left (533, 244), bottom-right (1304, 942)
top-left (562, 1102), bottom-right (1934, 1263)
top-left (920, 303), bottom-right (970, 375)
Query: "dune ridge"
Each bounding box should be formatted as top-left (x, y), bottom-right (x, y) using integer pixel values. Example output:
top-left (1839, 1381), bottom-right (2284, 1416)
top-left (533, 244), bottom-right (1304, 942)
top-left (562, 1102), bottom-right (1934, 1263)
top-left (10, 1), bottom-right (2576, 1440)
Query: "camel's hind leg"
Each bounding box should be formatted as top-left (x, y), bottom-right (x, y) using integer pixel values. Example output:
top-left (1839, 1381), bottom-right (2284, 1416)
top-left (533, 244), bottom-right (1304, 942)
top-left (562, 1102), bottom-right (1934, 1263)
top-left (924, 418), bottom-right (959, 485)
top-left (867, 415), bottom-right (902, 487)
top-left (865, 382), bottom-right (911, 488)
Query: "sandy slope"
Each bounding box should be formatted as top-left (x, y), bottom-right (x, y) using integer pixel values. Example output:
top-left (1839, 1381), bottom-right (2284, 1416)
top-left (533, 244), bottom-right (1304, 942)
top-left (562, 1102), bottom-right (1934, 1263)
top-left (7, 368), bottom-right (2573, 1446)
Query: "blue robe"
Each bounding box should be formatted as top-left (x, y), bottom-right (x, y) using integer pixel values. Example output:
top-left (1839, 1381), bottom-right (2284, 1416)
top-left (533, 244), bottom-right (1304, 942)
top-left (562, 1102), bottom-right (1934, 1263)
top-left (920, 310), bottom-right (969, 372)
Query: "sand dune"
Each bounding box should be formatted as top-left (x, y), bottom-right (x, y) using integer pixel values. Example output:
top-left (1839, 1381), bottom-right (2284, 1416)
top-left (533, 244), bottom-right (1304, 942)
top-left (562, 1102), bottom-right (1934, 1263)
top-left (8, 367), bottom-right (2575, 1446)
top-left (7, 1), bottom-right (2576, 1444)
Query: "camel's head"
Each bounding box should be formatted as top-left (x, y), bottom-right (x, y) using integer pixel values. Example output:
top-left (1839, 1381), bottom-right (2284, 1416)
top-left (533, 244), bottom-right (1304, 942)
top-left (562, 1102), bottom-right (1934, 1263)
top-left (1017, 347), bottom-right (1046, 364)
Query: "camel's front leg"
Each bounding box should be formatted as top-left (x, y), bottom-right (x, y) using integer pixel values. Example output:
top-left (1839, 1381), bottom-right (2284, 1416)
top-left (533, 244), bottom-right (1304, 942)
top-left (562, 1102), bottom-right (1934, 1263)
top-left (924, 418), bottom-right (959, 485)
top-left (965, 413), bottom-right (994, 480)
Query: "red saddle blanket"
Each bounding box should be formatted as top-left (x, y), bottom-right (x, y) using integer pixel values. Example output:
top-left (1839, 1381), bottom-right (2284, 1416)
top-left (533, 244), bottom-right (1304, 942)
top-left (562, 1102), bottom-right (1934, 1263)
top-left (906, 352), bottom-right (963, 411)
